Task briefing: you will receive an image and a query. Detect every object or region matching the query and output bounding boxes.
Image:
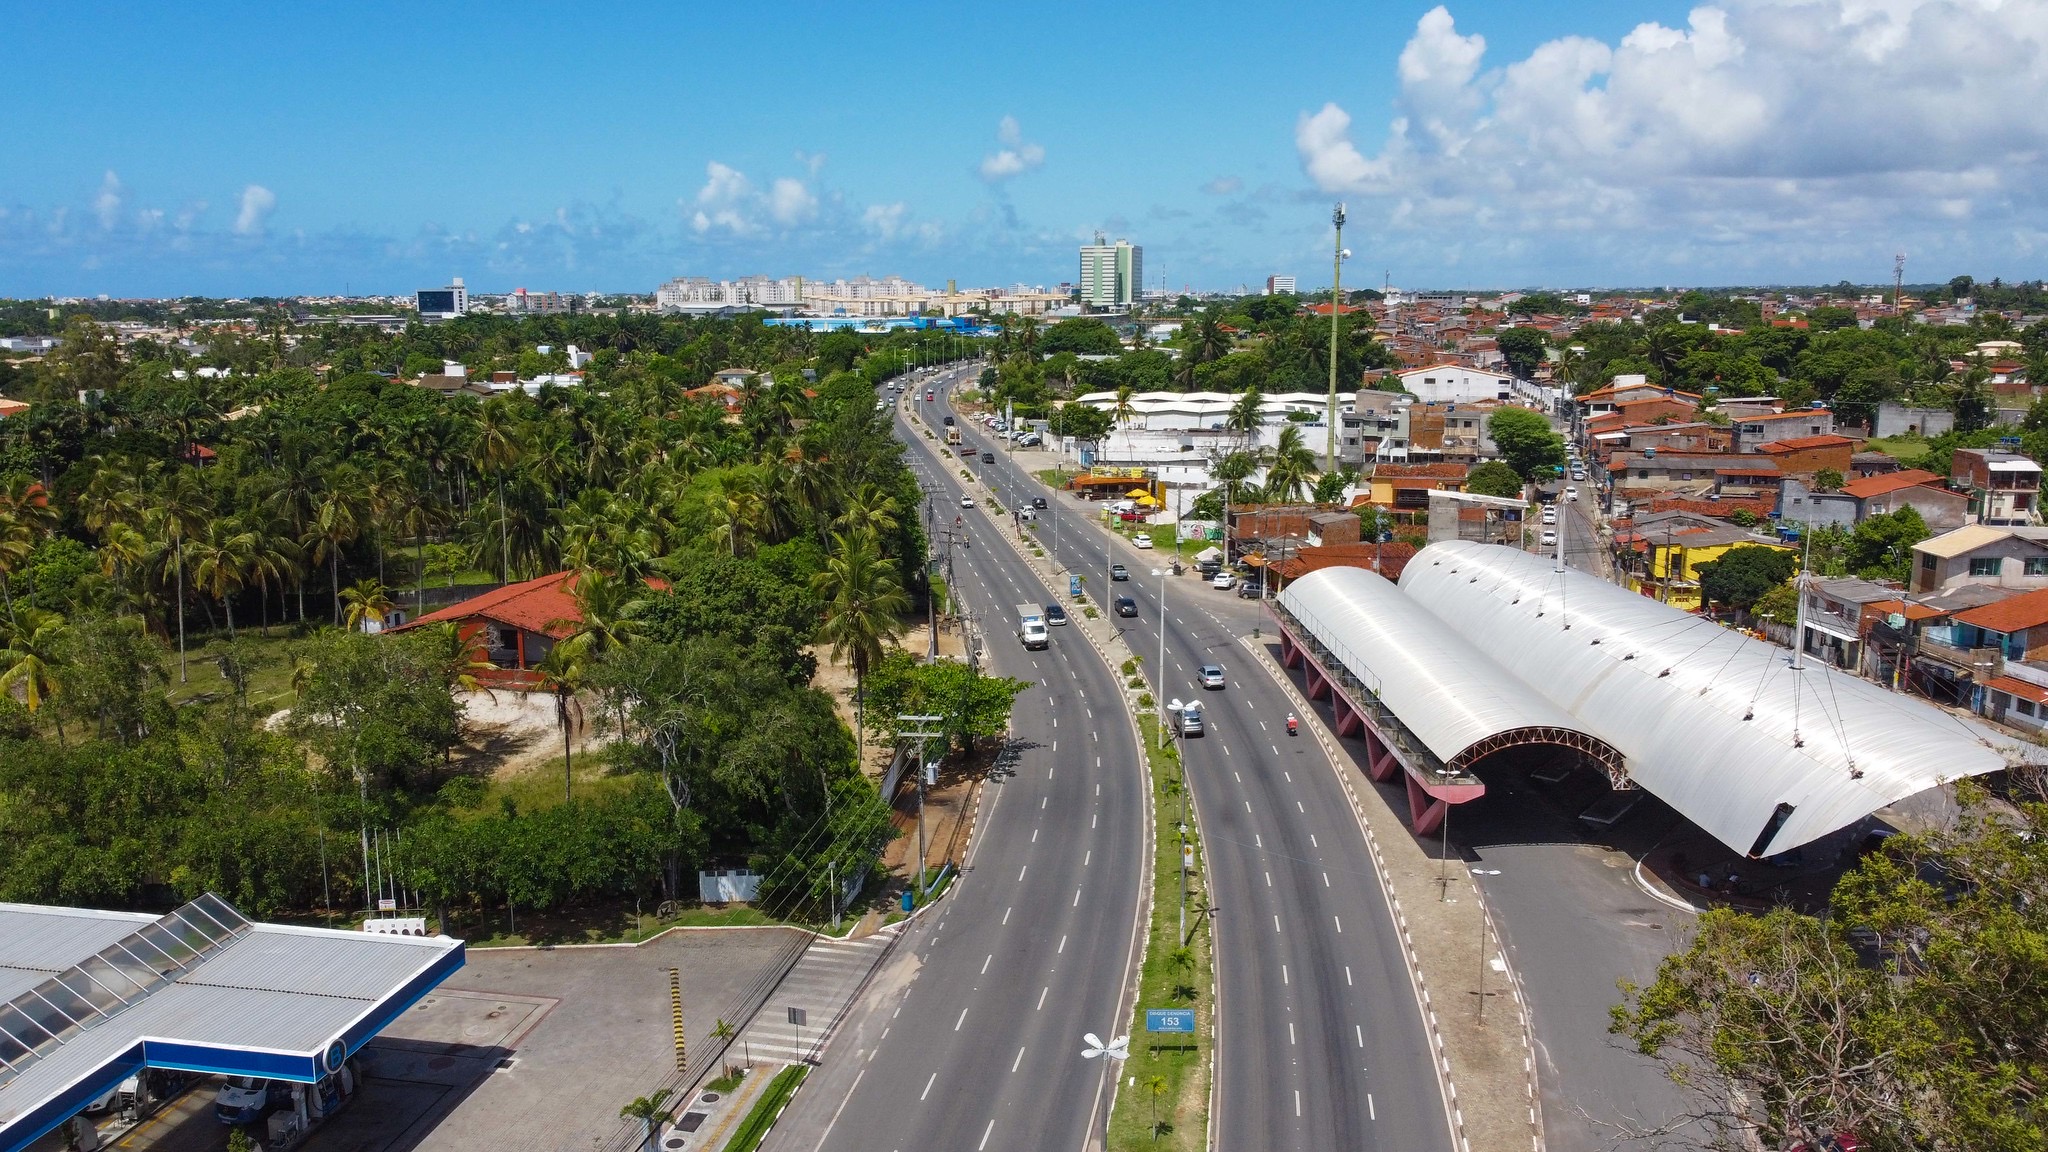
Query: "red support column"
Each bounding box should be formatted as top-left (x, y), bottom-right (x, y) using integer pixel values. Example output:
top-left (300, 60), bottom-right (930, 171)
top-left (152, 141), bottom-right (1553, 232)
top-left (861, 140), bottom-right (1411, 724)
top-left (1279, 630), bottom-right (1301, 669)
top-left (1368, 742), bottom-right (1399, 783)
top-left (1406, 775), bottom-right (1447, 836)
top-left (1334, 698), bottom-right (1361, 738)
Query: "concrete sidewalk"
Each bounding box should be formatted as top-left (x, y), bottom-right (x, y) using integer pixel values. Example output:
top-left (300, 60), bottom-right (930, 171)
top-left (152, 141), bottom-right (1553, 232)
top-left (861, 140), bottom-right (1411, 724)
top-left (736, 927), bottom-right (903, 1066)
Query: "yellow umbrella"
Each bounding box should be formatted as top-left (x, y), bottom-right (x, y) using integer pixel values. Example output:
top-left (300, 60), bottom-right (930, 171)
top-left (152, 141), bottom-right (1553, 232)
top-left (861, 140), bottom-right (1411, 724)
top-left (1126, 489), bottom-right (1152, 499)
top-left (1135, 495), bottom-right (1159, 505)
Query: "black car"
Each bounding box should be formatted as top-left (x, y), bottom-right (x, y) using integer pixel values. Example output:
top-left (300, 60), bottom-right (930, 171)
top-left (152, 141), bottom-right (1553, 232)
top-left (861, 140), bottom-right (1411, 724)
top-left (1031, 496), bottom-right (1048, 509)
top-left (942, 415), bottom-right (955, 426)
top-left (981, 451), bottom-right (995, 463)
top-left (1114, 595), bottom-right (1138, 617)
top-left (1044, 603), bottom-right (1068, 626)
top-left (1197, 559), bottom-right (1222, 577)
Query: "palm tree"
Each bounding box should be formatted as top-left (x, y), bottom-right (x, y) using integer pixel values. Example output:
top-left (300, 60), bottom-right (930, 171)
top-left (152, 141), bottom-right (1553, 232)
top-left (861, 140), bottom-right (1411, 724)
top-left (813, 529), bottom-right (910, 749)
top-left (1264, 425), bottom-right (1317, 502)
top-left (0, 609), bottom-right (69, 743)
top-left (0, 477), bottom-right (57, 624)
top-left (339, 578), bottom-right (395, 632)
top-left (151, 468), bottom-right (210, 683)
top-left (705, 471), bottom-right (766, 557)
top-left (833, 483), bottom-right (901, 543)
top-left (1190, 310), bottom-right (1230, 367)
top-left (1224, 386), bottom-right (1264, 446)
top-left (476, 397), bottom-right (526, 582)
top-left (618, 1088), bottom-right (674, 1151)
top-left (1111, 385), bottom-right (1137, 460)
top-left (188, 517), bottom-right (258, 636)
top-left (1142, 1073), bottom-right (1171, 1138)
top-left (533, 644), bottom-right (584, 803)
top-left (306, 476), bottom-right (365, 626)
top-left (1212, 451), bottom-right (1257, 560)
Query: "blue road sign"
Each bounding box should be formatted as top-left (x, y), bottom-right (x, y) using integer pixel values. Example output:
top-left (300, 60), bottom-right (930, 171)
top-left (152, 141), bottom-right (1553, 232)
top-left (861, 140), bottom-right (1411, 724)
top-left (1145, 1009), bottom-right (1196, 1034)
top-left (1069, 574), bottom-right (1082, 598)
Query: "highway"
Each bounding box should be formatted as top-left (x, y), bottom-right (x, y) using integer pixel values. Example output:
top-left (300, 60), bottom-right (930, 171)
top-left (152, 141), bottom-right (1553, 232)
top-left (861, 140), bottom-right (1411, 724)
top-left (762, 364), bottom-right (1148, 1152)
top-left (936, 389), bottom-right (1452, 1152)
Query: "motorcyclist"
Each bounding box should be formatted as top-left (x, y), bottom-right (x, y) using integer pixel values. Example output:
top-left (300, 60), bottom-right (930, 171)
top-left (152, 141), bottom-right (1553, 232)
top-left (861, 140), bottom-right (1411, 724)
top-left (1286, 713), bottom-right (1298, 737)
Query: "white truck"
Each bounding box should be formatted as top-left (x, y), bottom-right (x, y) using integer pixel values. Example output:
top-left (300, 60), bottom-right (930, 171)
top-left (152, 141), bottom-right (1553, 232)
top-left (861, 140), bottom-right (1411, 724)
top-left (1016, 604), bottom-right (1049, 650)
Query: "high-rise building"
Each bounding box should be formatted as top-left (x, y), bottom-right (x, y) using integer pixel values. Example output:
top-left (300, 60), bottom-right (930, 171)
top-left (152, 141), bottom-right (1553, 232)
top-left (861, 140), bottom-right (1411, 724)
top-left (415, 278), bottom-right (468, 319)
top-left (1265, 275), bottom-right (1297, 296)
top-left (1078, 235), bottom-right (1142, 308)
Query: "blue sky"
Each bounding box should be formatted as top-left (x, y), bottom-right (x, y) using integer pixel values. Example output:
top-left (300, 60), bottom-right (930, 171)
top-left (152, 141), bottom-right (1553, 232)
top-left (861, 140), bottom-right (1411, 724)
top-left (5, 1), bottom-right (2045, 297)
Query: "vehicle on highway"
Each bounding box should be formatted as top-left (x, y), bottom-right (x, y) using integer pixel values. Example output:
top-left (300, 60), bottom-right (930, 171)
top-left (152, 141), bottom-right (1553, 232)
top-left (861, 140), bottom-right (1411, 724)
top-left (1133, 533), bottom-right (1153, 549)
top-left (1236, 578), bottom-right (1263, 598)
top-left (1114, 595), bottom-right (1138, 617)
top-left (1210, 571), bottom-right (1237, 590)
top-left (1571, 469), bottom-right (1587, 482)
top-left (1541, 507), bottom-right (1557, 525)
top-left (1198, 664), bottom-right (1226, 689)
top-left (1541, 529), bottom-right (1558, 546)
top-left (1044, 602), bottom-right (1068, 626)
top-left (875, 399), bottom-right (886, 410)
top-left (1177, 700), bottom-right (1205, 737)
top-left (925, 390), bottom-right (934, 401)
top-left (942, 415), bottom-right (955, 425)
top-left (1564, 485), bottom-right (1579, 501)
top-left (946, 427), bottom-right (961, 446)
top-left (215, 1077), bottom-right (272, 1125)
top-left (1031, 496), bottom-right (1048, 509)
top-left (1015, 604), bottom-right (1049, 650)
top-left (960, 495), bottom-right (976, 508)
top-left (981, 451), bottom-right (995, 463)
top-left (1111, 563), bottom-right (1130, 580)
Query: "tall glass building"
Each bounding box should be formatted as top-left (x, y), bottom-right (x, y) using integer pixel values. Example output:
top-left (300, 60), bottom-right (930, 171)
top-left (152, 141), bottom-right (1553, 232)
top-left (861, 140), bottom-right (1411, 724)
top-left (1078, 236), bottom-right (1142, 308)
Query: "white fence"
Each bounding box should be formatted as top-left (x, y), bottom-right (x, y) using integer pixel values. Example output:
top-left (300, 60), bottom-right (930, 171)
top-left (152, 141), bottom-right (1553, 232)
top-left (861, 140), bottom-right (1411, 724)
top-left (699, 869), bottom-right (762, 903)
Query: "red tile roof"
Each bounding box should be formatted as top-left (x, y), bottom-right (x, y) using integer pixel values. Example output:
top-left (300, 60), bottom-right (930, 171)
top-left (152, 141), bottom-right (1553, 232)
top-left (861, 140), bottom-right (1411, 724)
top-left (1837, 468), bottom-right (1946, 500)
top-left (1756, 434), bottom-right (1856, 453)
top-left (395, 571), bottom-right (665, 639)
top-left (1275, 542), bottom-right (1417, 582)
top-left (1981, 675), bottom-right (2048, 705)
top-left (1954, 587), bottom-right (2048, 634)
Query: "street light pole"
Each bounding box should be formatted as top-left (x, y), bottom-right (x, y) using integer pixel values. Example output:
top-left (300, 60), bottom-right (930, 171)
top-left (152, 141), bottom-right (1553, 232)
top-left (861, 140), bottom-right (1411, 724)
top-left (1326, 201), bottom-right (1347, 473)
top-left (1154, 565), bottom-right (1170, 748)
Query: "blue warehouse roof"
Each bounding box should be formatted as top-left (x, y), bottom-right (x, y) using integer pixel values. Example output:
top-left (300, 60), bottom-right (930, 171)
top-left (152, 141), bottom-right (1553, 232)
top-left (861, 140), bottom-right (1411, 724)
top-left (0, 894), bottom-right (462, 1152)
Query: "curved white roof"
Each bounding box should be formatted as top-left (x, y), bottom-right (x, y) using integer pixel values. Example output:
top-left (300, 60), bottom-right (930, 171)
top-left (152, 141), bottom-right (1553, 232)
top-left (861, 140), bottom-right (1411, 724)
top-left (1074, 390), bottom-right (1354, 416)
top-left (1399, 542), bottom-right (2010, 856)
top-left (1279, 567), bottom-right (1620, 775)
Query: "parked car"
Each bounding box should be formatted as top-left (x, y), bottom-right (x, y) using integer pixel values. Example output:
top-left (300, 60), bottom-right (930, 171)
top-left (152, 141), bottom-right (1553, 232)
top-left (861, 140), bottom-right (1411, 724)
top-left (1044, 603), bottom-right (1068, 626)
top-left (1111, 564), bottom-right (1130, 581)
top-left (1018, 433), bottom-right (1042, 447)
top-left (1210, 571), bottom-right (1237, 590)
top-left (1237, 579), bottom-right (1264, 599)
top-left (1198, 664), bottom-right (1226, 690)
top-left (1114, 595), bottom-right (1138, 617)
top-left (961, 495), bottom-right (976, 509)
top-left (1133, 534), bottom-right (1154, 549)
top-left (1031, 496), bottom-right (1048, 509)
top-left (1197, 559), bottom-right (1222, 577)
top-left (214, 1077), bottom-right (271, 1125)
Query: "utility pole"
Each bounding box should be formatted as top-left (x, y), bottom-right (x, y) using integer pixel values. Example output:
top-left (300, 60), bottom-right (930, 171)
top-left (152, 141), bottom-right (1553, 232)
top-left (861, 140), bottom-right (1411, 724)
top-left (898, 713), bottom-right (946, 902)
top-left (1326, 201), bottom-right (1347, 472)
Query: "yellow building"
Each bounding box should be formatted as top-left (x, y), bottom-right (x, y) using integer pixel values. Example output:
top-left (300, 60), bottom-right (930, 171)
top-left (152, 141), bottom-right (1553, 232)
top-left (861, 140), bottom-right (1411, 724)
top-left (1628, 527), bottom-right (1793, 611)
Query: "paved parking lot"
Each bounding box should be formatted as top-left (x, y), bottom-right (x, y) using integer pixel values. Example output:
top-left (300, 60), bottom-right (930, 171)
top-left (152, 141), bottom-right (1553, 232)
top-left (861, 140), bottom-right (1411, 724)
top-left (62, 927), bottom-right (805, 1152)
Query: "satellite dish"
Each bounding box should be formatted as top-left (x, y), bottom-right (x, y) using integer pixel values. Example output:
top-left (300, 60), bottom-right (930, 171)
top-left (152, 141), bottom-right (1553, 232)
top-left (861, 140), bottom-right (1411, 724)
top-left (1081, 1033), bottom-right (1130, 1061)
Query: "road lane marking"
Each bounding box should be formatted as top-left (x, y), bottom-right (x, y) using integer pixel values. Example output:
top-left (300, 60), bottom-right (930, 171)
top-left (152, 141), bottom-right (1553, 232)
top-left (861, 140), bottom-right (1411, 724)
top-left (1346, 966), bottom-right (1354, 986)
top-left (1245, 801), bottom-right (1252, 813)
top-left (1334, 916), bottom-right (1343, 933)
top-left (1011, 1046), bottom-right (1027, 1073)
top-left (1323, 872), bottom-right (1330, 887)
top-left (956, 1008), bottom-right (969, 1031)
top-left (1282, 964), bottom-right (1289, 985)
top-left (1042, 797), bottom-right (1047, 809)
top-left (981, 954), bottom-right (993, 974)
top-left (1283, 771), bottom-right (1291, 782)
top-left (921, 1072), bottom-right (937, 1100)
top-left (1032, 829), bottom-right (1038, 843)
top-left (1037, 986), bottom-right (1048, 1010)
top-left (1003, 907), bottom-right (1012, 925)
top-left (1289, 1022), bottom-right (1296, 1045)
top-left (1058, 934), bottom-right (1067, 953)
top-left (1091, 814), bottom-right (1097, 829)
top-left (1235, 772), bottom-right (1242, 782)
top-left (1297, 801), bottom-right (1305, 812)
top-left (1223, 746), bottom-right (1232, 756)
top-left (1310, 834), bottom-right (1317, 848)
top-left (1084, 850), bottom-right (1091, 866)
top-left (1260, 721), bottom-right (1268, 731)
top-left (1255, 834), bottom-right (1262, 847)
top-left (1296, 1090), bottom-right (1302, 1117)
top-left (1073, 887), bottom-right (1082, 907)
top-left (1018, 865), bottom-right (1028, 881)
top-left (1265, 871), bottom-right (1272, 887)
top-left (1357, 1025), bottom-right (1365, 1049)
top-left (1274, 915), bottom-right (1281, 932)
top-left (1368, 1094), bottom-right (1376, 1120)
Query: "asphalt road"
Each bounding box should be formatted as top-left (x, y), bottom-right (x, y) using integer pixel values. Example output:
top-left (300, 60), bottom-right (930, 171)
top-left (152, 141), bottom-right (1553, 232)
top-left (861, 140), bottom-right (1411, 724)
top-left (942, 396), bottom-right (1452, 1152)
top-left (762, 365), bottom-right (1148, 1152)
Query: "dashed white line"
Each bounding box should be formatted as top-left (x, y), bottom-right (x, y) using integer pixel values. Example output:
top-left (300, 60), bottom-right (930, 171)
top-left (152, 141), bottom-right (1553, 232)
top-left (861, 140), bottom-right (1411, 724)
top-left (1037, 986), bottom-right (1049, 1010)
top-left (921, 1072), bottom-right (937, 1100)
top-left (1346, 966), bottom-right (1354, 986)
top-left (955, 1008), bottom-right (969, 1031)
top-left (1368, 1093), bottom-right (1376, 1120)
top-left (1072, 887), bottom-right (1082, 907)
top-left (1289, 1022), bottom-right (1296, 1045)
top-left (1058, 934), bottom-right (1067, 954)
top-left (1264, 871), bottom-right (1272, 887)
top-left (1273, 915), bottom-right (1281, 932)
top-left (1003, 906), bottom-right (1012, 925)
top-left (1296, 1090), bottom-right (1302, 1117)
top-left (981, 954), bottom-right (993, 974)
top-left (1244, 801), bottom-right (1252, 813)
top-left (1283, 771), bottom-right (1292, 782)
top-left (1310, 834), bottom-right (1318, 848)
top-left (1282, 964), bottom-right (1289, 985)
top-left (1018, 865), bottom-right (1028, 881)
top-left (1323, 872), bottom-right (1330, 887)
top-left (1297, 801), bottom-right (1305, 812)
top-left (1091, 814), bottom-right (1097, 828)
top-left (1083, 850), bottom-right (1091, 866)
top-left (1011, 1045), bottom-right (1027, 1072)
top-left (1334, 916), bottom-right (1343, 933)
top-left (1357, 1025), bottom-right (1365, 1049)
top-left (1032, 829), bottom-right (1039, 843)
top-left (979, 1119), bottom-right (996, 1150)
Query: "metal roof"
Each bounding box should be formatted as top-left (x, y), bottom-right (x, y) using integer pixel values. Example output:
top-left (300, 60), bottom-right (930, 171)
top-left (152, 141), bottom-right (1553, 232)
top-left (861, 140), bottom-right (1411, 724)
top-left (0, 896), bottom-right (462, 1152)
top-left (1399, 541), bottom-right (2012, 857)
top-left (1278, 566), bottom-right (1621, 774)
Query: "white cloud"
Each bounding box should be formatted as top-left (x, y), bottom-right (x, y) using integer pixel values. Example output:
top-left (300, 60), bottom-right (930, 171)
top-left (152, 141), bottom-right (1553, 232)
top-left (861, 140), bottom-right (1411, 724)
top-left (1294, 0), bottom-right (2048, 277)
top-left (94, 171), bottom-right (124, 230)
top-left (863, 201), bottom-right (908, 239)
top-left (769, 177), bottom-right (818, 225)
top-left (1202, 176), bottom-right (1243, 196)
top-left (233, 185), bottom-right (276, 235)
top-left (979, 116), bottom-right (1046, 182)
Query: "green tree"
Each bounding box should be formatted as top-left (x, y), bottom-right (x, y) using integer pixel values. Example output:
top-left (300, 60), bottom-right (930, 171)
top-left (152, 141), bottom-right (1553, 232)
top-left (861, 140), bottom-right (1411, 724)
top-left (1487, 407), bottom-right (1567, 481)
top-left (1695, 546), bottom-right (1798, 612)
top-left (1264, 424), bottom-right (1317, 503)
top-left (1613, 790), bottom-right (2047, 1152)
top-left (861, 650), bottom-right (1028, 754)
top-left (1465, 461), bottom-right (1524, 499)
top-left (1495, 326), bottom-right (1549, 380)
top-left (812, 530), bottom-right (910, 747)
top-left (1813, 468), bottom-right (1845, 493)
top-left (0, 608), bottom-right (70, 733)
top-left (1844, 506), bottom-right (1929, 581)
top-left (1047, 402), bottom-right (1113, 443)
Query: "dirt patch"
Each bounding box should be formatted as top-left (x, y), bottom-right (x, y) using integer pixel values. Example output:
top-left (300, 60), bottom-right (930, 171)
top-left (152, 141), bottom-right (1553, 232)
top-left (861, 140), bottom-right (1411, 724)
top-left (808, 620), bottom-right (968, 778)
top-left (453, 689), bottom-right (613, 780)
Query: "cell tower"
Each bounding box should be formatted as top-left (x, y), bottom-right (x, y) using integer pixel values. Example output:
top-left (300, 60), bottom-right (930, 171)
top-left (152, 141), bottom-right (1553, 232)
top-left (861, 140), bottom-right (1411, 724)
top-left (1893, 252), bottom-right (1906, 312)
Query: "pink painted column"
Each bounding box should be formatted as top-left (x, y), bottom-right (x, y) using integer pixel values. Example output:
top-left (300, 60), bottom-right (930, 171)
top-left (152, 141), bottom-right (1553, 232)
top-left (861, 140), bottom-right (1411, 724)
top-left (1406, 775), bottom-right (1447, 836)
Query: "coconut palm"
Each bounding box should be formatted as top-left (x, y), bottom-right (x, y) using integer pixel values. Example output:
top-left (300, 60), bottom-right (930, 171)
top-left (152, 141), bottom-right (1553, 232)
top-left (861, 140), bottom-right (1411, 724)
top-left (618, 1088), bottom-right (674, 1151)
top-left (420, 622), bottom-right (498, 696)
top-left (813, 529), bottom-right (910, 749)
top-left (1224, 386), bottom-right (1264, 445)
top-left (150, 468), bottom-right (210, 682)
top-left (0, 478), bottom-right (57, 624)
top-left (533, 644), bottom-right (584, 802)
top-left (0, 608), bottom-right (70, 741)
top-left (1264, 425), bottom-right (1318, 502)
top-left (1212, 451), bottom-right (1257, 557)
top-left (1111, 385), bottom-right (1137, 460)
top-left (339, 578), bottom-right (395, 632)
top-left (188, 517), bottom-right (258, 636)
top-left (704, 471), bottom-right (767, 557)
top-left (305, 474), bottom-right (365, 626)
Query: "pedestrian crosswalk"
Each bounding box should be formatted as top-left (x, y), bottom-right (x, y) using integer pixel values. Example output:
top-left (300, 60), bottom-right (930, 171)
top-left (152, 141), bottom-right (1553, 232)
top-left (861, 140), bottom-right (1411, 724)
top-left (734, 924), bottom-right (902, 1064)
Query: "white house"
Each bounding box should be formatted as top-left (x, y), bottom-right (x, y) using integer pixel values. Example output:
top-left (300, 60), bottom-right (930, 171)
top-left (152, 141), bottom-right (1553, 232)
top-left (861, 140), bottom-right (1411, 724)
top-left (1395, 364), bottom-right (1524, 405)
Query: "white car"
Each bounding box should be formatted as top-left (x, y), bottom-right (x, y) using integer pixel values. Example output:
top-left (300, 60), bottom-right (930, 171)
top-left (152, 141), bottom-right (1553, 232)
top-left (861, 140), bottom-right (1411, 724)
top-left (1210, 571), bottom-right (1237, 590)
top-left (1133, 534), bottom-right (1154, 549)
top-left (1564, 486), bottom-right (1579, 502)
top-left (1541, 507), bottom-right (1557, 525)
top-left (1540, 529), bottom-right (1558, 547)
top-left (960, 495), bottom-right (976, 509)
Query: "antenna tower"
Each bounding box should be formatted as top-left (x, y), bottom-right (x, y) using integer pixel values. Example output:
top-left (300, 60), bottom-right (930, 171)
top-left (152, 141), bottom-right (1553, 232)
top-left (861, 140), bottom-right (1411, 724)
top-left (1893, 252), bottom-right (1906, 312)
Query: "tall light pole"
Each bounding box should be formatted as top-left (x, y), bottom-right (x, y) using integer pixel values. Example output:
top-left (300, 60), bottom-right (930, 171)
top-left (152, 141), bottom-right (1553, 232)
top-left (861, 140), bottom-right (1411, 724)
top-left (1326, 202), bottom-right (1347, 472)
top-left (1152, 565), bottom-right (1170, 748)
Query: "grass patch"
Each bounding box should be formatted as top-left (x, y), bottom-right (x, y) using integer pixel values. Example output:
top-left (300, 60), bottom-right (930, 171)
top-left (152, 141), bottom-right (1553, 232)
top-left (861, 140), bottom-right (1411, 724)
top-left (452, 900), bottom-right (781, 949)
top-left (1036, 467), bottom-right (1080, 489)
top-left (706, 1067), bottom-right (748, 1094)
top-left (1108, 716), bottom-right (1214, 1151)
top-left (1864, 433), bottom-right (1931, 465)
top-left (909, 865), bottom-right (954, 907)
top-left (164, 626), bottom-right (312, 713)
top-left (722, 1064), bottom-right (808, 1152)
